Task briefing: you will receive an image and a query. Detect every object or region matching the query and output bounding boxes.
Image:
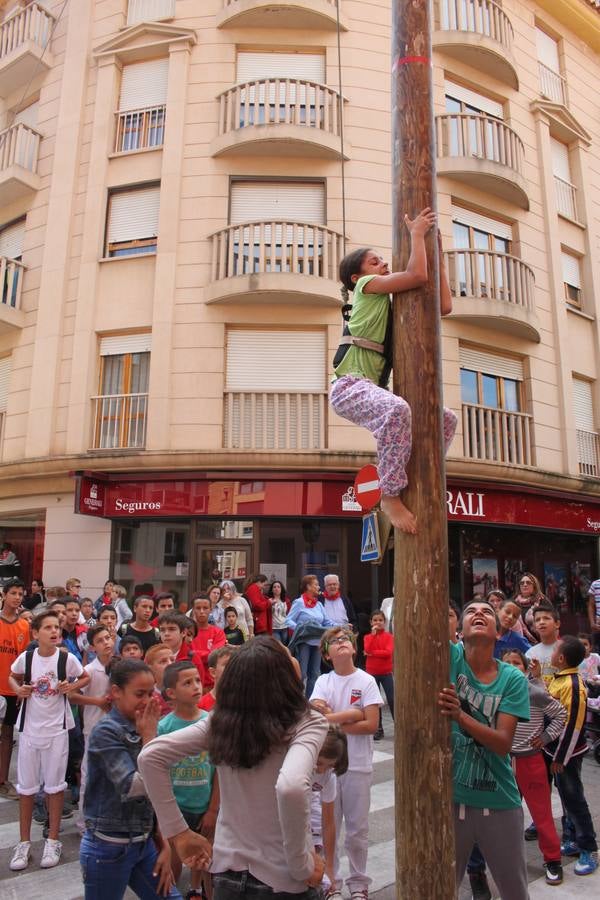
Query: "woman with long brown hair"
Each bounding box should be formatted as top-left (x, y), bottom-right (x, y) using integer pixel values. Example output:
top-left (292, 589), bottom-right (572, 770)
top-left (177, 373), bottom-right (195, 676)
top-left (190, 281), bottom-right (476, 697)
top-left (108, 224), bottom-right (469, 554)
top-left (512, 572), bottom-right (547, 643)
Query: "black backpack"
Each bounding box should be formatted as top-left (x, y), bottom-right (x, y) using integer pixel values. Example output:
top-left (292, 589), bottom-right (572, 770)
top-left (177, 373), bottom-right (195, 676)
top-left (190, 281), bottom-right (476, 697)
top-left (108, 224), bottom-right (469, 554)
top-left (332, 298), bottom-right (393, 388)
top-left (19, 648), bottom-right (68, 732)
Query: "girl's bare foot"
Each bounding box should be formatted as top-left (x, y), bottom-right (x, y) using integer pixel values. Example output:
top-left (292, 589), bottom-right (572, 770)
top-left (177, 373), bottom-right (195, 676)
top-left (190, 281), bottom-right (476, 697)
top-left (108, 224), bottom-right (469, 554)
top-left (381, 494), bottom-right (417, 534)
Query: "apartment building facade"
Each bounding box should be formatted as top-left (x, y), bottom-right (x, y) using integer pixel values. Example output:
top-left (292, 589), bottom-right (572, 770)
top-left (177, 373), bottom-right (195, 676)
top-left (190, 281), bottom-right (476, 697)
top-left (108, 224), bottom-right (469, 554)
top-left (0, 0), bottom-right (599, 615)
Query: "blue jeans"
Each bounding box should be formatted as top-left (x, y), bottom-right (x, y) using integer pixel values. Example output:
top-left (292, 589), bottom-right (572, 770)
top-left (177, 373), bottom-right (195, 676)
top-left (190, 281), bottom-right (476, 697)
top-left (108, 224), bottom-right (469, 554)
top-left (296, 643), bottom-right (322, 698)
top-left (214, 869), bottom-right (320, 900)
top-left (80, 831), bottom-right (183, 900)
top-left (554, 756), bottom-right (598, 852)
top-left (374, 673), bottom-right (394, 723)
top-left (273, 628), bottom-right (288, 646)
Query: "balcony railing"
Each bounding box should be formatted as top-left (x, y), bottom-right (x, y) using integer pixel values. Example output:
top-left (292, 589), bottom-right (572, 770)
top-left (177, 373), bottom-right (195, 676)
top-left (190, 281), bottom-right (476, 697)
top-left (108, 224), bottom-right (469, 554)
top-left (210, 221), bottom-right (344, 282)
top-left (577, 429), bottom-right (600, 477)
top-left (127, 0), bottom-right (176, 25)
top-left (0, 256), bottom-right (24, 312)
top-left (445, 249), bottom-right (535, 312)
top-left (224, 391), bottom-right (327, 451)
top-left (538, 62), bottom-right (568, 106)
top-left (115, 105), bottom-right (166, 153)
top-left (438, 0), bottom-right (513, 50)
top-left (554, 175), bottom-right (578, 220)
top-left (462, 403), bottom-right (533, 467)
top-left (0, 122), bottom-right (40, 174)
top-left (436, 113), bottom-right (524, 174)
top-left (217, 79), bottom-right (343, 137)
top-left (0, 2), bottom-right (53, 61)
top-left (92, 393), bottom-right (148, 450)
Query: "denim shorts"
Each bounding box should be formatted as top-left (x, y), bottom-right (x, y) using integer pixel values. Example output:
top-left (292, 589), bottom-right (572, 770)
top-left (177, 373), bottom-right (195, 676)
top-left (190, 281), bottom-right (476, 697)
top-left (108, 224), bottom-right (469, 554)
top-left (213, 869), bottom-right (320, 900)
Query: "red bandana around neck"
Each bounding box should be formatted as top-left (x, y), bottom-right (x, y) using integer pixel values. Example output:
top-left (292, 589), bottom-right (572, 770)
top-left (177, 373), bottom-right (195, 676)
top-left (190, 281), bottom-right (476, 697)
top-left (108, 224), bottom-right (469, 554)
top-left (302, 592), bottom-right (318, 609)
top-left (325, 591), bottom-right (341, 601)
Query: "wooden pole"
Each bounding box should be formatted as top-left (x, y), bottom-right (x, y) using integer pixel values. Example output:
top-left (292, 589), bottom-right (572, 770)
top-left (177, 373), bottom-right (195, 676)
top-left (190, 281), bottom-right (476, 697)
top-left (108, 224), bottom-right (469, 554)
top-left (391, 2), bottom-right (455, 897)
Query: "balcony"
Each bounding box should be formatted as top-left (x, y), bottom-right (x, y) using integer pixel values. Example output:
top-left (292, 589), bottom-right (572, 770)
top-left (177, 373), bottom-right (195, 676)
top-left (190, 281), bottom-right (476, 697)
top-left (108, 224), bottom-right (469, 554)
top-left (91, 393), bottom-right (148, 450)
top-left (0, 123), bottom-right (41, 204)
top-left (216, 0), bottom-right (347, 31)
top-left (436, 113), bottom-right (528, 209)
top-left (577, 429), bottom-right (600, 477)
top-left (224, 391), bottom-right (327, 451)
top-left (554, 175), bottom-right (579, 222)
top-left (114, 105), bottom-right (166, 154)
top-left (212, 79), bottom-right (348, 160)
top-left (462, 403), bottom-right (534, 467)
top-left (127, 0), bottom-right (176, 25)
top-left (206, 221), bottom-right (344, 306)
top-left (445, 249), bottom-right (540, 341)
top-left (433, 0), bottom-right (518, 89)
top-left (0, 2), bottom-right (54, 98)
top-left (538, 62), bottom-right (568, 107)
top-left (0, 257), bottom-right (25, 329)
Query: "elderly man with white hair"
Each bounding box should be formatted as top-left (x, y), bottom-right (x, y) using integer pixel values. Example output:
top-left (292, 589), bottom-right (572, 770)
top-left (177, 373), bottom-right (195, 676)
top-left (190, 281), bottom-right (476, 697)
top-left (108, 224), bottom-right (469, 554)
top-left (320, 574), bottom-right (358, 631)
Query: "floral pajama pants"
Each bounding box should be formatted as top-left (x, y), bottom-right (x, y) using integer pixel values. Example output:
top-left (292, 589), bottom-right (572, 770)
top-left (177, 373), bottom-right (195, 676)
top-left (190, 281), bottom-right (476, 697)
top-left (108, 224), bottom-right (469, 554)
top-left (330, 374), bottom-right (457, 496)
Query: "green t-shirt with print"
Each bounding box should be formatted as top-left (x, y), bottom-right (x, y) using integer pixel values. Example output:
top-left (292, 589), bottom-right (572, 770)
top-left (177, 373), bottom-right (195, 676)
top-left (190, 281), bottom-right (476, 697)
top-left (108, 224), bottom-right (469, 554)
top-left (157, 711), bottom-right (214, 814)
top-left (333, 274), bottom-right (390, 385)
top-left (450, 641), bottom-right (530, 810)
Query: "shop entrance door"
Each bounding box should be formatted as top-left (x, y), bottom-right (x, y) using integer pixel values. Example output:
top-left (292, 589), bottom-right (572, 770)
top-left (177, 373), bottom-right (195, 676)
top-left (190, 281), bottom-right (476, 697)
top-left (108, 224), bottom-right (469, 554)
top-left (197, 545), bottom-right (251, 593)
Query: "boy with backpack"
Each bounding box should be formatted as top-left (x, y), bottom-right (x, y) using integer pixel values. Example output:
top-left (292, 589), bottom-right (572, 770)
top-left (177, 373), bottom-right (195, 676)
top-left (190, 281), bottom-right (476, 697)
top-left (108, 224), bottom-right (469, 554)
top-left (8, 609), bottom-right (89, 871)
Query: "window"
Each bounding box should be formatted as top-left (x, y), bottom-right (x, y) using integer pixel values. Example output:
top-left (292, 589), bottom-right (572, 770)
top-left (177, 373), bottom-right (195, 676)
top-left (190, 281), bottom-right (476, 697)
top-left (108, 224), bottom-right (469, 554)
top-left (224, 329), bottom-right (327, 450)
top-left (573, 377), bottom-right (599, 476)
top-left (235, 51), bottom-right (326, 126)
top-left (444, 81), bottom-right (504, 162)
top-left (535, 27), bottom-right (566, 104)
top-left (551, 138), bottom-right (577, 219)
top-left (105, 184), bottom-right (160, 257)
top-left (93, 334), bottom-right (151, 449)
top-left (0, 218), bottom-right (25, 309)
top-left (0, 355), bottom-right (11, 453)
top-left (126, 0), bottom-right (176, 27)
top-left (562, 251), bottom-right (582, 308)
top-left (116, 59), bottom-right (168, 153)
top-left (451, 206), bottom-right (512, 299)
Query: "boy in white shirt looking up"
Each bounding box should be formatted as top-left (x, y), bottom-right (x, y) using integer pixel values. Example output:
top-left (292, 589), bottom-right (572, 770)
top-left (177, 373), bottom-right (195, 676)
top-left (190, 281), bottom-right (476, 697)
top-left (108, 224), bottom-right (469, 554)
top-left (310, 627), bottom-right (382, 900)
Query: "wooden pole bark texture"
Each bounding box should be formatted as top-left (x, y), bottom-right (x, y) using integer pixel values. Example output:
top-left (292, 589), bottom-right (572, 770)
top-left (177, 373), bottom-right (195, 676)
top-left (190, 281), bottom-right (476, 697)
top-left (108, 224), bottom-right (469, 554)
top-left (391, 1), bottom-right (455, 897)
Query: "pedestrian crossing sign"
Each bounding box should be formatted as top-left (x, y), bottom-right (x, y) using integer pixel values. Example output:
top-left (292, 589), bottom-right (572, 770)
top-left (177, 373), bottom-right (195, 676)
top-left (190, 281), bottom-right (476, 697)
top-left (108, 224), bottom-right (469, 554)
top-left (361, 511), bottom-right (381, 563)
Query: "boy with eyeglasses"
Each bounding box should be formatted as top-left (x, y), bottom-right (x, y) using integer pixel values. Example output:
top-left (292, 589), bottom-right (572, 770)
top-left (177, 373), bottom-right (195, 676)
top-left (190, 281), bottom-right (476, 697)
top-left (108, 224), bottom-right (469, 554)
top-left (310, 627), bottom-right (382, 900)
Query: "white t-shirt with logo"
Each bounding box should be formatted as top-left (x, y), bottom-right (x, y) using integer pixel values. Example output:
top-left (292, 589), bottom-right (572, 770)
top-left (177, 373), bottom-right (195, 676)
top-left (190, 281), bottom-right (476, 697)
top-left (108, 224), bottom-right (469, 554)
top-left (526, 640), bottom-right (559, 685)
top-left (82, 655), bottom-right (111, 737)
top-left (310, 769), bottom-right (337, 841)
top-left (11, 648), bottom-right (83, 735)
top-left (311, 668), bottom-right (383, 772)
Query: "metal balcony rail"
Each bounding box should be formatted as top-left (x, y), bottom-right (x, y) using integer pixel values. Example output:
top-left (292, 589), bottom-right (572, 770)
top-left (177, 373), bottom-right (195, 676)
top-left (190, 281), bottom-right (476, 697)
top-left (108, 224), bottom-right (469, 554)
top-left (0, 122), bottom-right (40, 173)
top-left (462, 403), bottom-right (533, 467)
top-left (554, 175), bottom-right (578, 220)
top-left (224, 391), bottom-right (327, 451)
top-left (436, 113), bottom-right (524, 174)
top-left (576, 428), bottom-right (600, 477)
top-left (0, 2), bottom-right (53, 60)
top-left (217, 79), bottom-right (343, 136)
top-left (438, 0), bottom-right (513, 49)
top-left (127, 0), bottom-right (175, 25)
top-left (444, 248), bottom-right (535, 311)
top-left (538, 61), bottom-right (568, 106)
top-left (92, 393), bottom-right (148, 450)
top-left (115, 105), bottom-right (166, 153)
top-left (210, 221), bottom-right (344, 282)
top-left (0, 256), bottom-right (24, 311)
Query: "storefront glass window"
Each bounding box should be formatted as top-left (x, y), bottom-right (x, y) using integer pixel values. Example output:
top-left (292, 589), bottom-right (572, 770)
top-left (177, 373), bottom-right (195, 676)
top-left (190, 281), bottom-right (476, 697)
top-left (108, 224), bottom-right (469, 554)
top-left (0, 511), bottom-right (45, 592)
top-left (112, 521), bottom-right (190, 607)
top-left (196, 521), bottom-right (254, 541)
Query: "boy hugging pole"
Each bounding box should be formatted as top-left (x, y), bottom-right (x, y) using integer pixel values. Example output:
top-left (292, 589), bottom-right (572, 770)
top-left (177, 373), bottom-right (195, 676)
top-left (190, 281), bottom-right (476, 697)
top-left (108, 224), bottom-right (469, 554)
top-left (392, 1), bottom-right (455, 897)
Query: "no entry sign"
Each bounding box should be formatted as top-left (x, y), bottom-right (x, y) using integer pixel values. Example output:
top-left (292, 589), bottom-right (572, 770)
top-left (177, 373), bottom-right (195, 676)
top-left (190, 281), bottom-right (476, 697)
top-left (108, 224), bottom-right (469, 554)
top-left (354, 464), bottom-right (381, 511)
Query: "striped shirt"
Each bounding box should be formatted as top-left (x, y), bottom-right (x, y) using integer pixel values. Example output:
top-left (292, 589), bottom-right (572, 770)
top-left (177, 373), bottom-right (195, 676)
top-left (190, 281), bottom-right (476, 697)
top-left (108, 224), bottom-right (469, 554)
top-left (544, 668), bottom-right (588, 765)
top-left (588, 578), bottom-right (600, 624)
top-left (511, 678), bottom-right (566, 757)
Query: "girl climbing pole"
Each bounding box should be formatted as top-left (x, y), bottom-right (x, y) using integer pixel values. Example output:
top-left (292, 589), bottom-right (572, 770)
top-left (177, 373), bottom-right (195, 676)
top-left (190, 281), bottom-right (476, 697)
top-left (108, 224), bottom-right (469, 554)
top-left (331, 209), bottom-right (457, 534)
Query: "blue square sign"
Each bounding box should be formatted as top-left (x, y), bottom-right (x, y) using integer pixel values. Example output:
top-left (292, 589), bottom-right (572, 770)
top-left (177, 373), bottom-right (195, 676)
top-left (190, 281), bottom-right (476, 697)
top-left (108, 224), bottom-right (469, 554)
top-left (361, 511), bottom-right (381, 563)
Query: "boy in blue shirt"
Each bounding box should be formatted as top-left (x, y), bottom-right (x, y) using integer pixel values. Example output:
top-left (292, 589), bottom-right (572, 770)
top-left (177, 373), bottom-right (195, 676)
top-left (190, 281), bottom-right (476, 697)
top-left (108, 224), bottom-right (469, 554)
top-left (493, 599), bottom-right (531, 660)
top-left (439, 599), bottom-right (530, 899)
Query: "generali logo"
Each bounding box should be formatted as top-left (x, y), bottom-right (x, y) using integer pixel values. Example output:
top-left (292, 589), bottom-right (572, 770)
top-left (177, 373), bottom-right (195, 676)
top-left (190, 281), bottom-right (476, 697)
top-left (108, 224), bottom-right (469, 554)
top-left (83, 482), bottom-right (103, 510)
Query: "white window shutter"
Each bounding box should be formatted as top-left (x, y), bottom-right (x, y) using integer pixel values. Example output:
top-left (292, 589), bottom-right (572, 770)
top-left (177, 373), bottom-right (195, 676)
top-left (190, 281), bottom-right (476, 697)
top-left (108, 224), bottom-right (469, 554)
top-left (561, 251), bottom-right (581, 288)
top-left (13, 102), bottom-right (39, 129)
top-left (0, 356), bottom-right (12, 412)
top-left (572, 378), bottom-right (594, 430)
top-left (451, 206), bottom-right (512, 241)
top-left (535, 28), bottom-right (560, 72)
top-left (119, 59), bottom-right (169, 111)
top-left (444, 81), bottom-right (504, 119)
top-left (459, 347), bottom-right (524, 381)
top-left (100, 334), bottom-right (152, 356)
top-left (108, 186), bottom-right (160, 244)
top-left (0, 219), bottom-right (25, 259)
top-left (126, 0), bottom-right (176, 26)
top-left (230, 182), bottom-right (325, 225)
top-left (226, 330), bottom-right (326, 392)
top-left (236, 52), bottom-right (326, 84)
top-left (550, 138), bottom-right (571, 181)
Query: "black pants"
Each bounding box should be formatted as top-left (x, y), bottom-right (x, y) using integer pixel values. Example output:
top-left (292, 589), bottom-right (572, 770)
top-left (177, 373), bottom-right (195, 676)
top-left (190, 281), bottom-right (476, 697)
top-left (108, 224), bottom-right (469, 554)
top-left (214, 870), bottom-right (320, 900)
top-left (555, 755), bottom-right (598, 852)
top-left (374, 673), bottom-right (394, 729)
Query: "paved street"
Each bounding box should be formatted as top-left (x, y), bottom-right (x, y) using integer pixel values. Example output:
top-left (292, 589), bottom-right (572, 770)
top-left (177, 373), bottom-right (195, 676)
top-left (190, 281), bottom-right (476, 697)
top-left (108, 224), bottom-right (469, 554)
top-left (0, 710), bottom-right (598, 898)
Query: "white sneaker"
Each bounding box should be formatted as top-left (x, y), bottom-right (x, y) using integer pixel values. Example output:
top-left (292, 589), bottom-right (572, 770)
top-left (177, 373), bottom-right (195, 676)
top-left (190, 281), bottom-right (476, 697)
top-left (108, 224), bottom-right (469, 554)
top-left (10, 840), bottom-right (31, 871)
top-left (40, 838), bottom-right (62, 868)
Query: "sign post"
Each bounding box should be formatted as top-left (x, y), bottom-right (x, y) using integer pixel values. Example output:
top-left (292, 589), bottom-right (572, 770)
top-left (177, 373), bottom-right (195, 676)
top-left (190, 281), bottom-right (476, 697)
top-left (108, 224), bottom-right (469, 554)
top-left (391, 1), bottom-right (455, 897)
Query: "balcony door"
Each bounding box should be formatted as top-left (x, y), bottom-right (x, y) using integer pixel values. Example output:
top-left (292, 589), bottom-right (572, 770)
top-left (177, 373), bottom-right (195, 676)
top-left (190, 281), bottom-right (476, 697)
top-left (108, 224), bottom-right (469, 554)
top-left (95, 335), bottom-right (150, 449)
top-left (236, 51), bottom-right (326, 127)
top-left (451, 206), bottom-right (512, 301)
top-left (445, 80), bottom-right (503, 162)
